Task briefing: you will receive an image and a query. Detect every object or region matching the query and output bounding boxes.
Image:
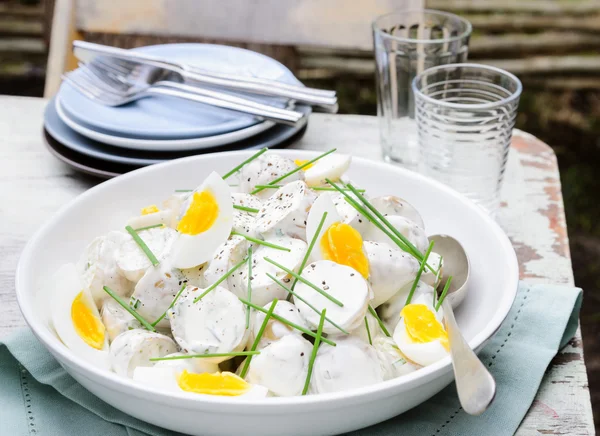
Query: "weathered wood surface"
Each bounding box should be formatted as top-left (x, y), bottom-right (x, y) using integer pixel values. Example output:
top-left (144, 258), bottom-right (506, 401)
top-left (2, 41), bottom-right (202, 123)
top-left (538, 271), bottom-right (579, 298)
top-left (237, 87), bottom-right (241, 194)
top-left (0, 96), bottom-right (593, 434)
top-left (75, 0), bottom-right (422, 50)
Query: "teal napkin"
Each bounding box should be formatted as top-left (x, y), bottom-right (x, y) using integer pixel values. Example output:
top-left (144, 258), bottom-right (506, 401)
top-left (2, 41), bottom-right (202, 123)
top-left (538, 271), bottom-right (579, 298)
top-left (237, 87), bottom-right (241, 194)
top-left (0, 282), bottom-right (582, 436)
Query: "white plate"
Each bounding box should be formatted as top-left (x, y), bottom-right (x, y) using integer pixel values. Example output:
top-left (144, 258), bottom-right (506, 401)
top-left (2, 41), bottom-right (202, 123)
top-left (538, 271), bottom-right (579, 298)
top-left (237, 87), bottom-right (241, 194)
top-left (16, 150), bottom-right (518, 436)
top-left (55, 96), bottom-right (275, 152)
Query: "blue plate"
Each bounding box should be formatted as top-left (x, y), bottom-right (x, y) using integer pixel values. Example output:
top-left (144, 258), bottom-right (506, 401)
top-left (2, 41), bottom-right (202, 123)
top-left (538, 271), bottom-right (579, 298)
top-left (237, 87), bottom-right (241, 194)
top-left (44, 97), bottom-right (310, 166)
top-left (59, 44), bottom-right (301, 139)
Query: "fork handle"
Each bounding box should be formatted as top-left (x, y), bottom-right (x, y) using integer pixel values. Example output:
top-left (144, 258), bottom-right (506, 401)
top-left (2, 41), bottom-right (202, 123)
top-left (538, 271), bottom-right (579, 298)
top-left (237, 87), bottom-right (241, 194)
top-left (147, 87), bottom-right (303, 127)
top-left (181, 70), bottom-right (339, 113)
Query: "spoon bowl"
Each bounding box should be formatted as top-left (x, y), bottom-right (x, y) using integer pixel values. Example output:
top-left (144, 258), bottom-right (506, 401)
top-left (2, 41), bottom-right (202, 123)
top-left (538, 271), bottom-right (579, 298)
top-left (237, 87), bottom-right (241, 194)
top-left (429, 234), bottom-right (470, 308)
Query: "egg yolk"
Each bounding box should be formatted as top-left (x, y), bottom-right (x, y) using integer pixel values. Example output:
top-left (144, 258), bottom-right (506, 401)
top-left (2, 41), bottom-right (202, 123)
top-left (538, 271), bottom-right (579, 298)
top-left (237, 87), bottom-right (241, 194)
top-left (177, 371), bottom-right (250, 396)
top-left (401, 304), bottom-right (448, 351)
top-left (176, 191), bottom-right (219, 235)
top-left (294, 159), bottom-right (314, 171)
top-left (320, 222), bottom-right (369, 278)
top-left (141, 205), bottom-right (160, 215)
top-left (71, 292), bottom-right (105, 350)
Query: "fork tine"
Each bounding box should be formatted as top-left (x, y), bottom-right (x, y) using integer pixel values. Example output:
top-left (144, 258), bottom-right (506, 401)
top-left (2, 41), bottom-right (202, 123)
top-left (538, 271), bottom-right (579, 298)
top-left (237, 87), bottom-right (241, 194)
top-left (79, 63), bottom-right (128, 95)
top-left (86, 59), bottom-right (130, 88)
top-left (62, 71), bottom-right (120, 106)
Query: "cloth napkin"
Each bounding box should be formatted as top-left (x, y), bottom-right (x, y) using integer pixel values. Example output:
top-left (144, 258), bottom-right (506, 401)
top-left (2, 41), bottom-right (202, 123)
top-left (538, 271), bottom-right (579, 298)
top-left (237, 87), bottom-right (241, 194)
top-left (0, 282), bottom-right (582, 436)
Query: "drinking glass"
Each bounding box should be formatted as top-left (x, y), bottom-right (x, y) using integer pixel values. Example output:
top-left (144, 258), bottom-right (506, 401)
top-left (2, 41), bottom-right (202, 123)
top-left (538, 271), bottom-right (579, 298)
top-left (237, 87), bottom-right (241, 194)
top-left (412, 63), bottom-right (522, 215)
top-left (373, 10), bottom-right (471, 170)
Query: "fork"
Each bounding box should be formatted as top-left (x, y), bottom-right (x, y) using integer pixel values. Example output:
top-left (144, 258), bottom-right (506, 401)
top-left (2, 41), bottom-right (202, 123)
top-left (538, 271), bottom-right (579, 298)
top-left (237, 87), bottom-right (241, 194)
top-left (73, 41), bottom-right (338, 112)
top-left (63, 66), bottom-right (305, 126)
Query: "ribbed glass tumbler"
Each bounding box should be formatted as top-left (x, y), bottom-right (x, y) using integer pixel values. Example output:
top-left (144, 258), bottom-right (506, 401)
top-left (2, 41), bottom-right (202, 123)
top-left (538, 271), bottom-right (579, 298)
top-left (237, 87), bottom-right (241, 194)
top-left (413, 63), bottom-right (522, 215)
top-left (373, 10), bottom-right (471, 170)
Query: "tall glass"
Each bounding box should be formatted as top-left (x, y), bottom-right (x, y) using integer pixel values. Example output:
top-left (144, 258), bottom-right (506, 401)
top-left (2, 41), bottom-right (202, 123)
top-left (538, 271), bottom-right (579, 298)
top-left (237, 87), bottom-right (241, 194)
top-left (413, 63), bottom-right (522, 215)
top-left (373, 10), bottom-right (471, 170)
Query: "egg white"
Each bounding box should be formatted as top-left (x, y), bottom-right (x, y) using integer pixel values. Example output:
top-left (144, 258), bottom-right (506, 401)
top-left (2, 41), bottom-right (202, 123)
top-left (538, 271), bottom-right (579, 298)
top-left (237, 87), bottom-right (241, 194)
top-left (303, 153), bottom-right (351, 187)
top-left (364, 215), bottom-right (429, 254)
top-left (50, 263), bottom-right (110, 369)
top-left (170, 172), bottom-right (234, 269)
top-left (101, 298), bottom-right (142, 342)
top-left (392, 295), bottom-right (447, 367)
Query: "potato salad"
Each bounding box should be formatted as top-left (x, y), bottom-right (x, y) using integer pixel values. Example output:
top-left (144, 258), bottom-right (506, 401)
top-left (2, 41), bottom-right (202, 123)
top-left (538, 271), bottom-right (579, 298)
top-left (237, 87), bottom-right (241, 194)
top-left (49, 149), bottom-right (454, 399)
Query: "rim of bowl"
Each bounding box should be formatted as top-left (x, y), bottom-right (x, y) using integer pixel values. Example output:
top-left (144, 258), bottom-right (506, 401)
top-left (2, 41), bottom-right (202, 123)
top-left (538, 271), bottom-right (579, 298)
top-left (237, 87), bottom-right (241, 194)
top-left (372, 9), bottom-right (473, 45)
top-left (15, 149), bottom-right (518, 410)
top-left (411, 63), bottom-right (523, 110)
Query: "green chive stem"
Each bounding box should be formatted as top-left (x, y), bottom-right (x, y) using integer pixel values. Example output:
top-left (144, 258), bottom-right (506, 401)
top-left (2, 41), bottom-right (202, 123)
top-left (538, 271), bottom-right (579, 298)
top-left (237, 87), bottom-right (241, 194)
top-left (405, 241), bottom-right (435, 306)
top-left (263, 257), bottom-right (343, 307)
top-left (312, 187), bottom-right (365, 193)
top-left (233, 204), bottom-right (260, 214)
top-left (150, 351), bottom-right (260, 362)
top-left (240, 299), bottom-right (278, 378)
top-left (103, 286), bottom-right (155, 332)
top-left (325, 179), bottom-right (412, 255)
top-left (239, 297), bottom-right (336, 347)
top-left (302, 308), bottom-right (326, 395)
top-left (253, 184), bottom-right (282, 190)
top-left (435, 276), bottom-right (453, 312)
top-left (345, 183), bottom-right (423, 261)
top-left (193, 257), bottom-right (248, 303)
top-left (246, 246), bottom-right (253, 329)
top-left (151, 283), bottom-right (187, 327)
top-left (223, 148), bottom-right (268, 180)
top-left (174, 189), bottom-right (193, 192)
top-left (365, 316), bottom-right (373, 345)
top-left (292, 211), bottom-right (328, 291)
top-left (133, 223), bottom-right (164, 232)
top-left (231, 232), bottom-right (291, 252)
top-left (368, 305), bottom-right (391, 338)
top-left (266, 272), bottom-right (348, 335)
top-left (125, 225), bottom-right (160, 267)
top-left (251, 149), bottom-right (337, 194)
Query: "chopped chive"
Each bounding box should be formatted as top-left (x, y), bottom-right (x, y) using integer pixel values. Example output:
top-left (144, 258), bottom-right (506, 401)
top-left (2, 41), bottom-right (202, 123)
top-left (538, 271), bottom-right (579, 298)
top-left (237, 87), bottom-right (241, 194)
top-left (264, 257), bottom-right (343, 307)
top-left (239, 297), bottom-right (336, 347)
top-left (246, 246), bottom-right (253, 329)
top-left (251, 149), bottom-right (337, 194)
top-left (302, 308), bottom-right (326, 395)
top-left (103, 286), bottom-right (155, 332)
top-left (231, 231), bottom-right (291, 252)
top-left (435, 255), bottom-right (444, 286)
top-left (223, 147), bottom-right (268, 180)
top-left (151, 283), bottom-right (186, 327)
top-left (175, 189), bottom-right (193, 193)
top-left (129, 297), bottom-right (141, 310)
top-left (325, 179), bottom-right (412, 254)
top-left (393, 357), bottom-right (407, 365)
top-left (345, 183), bottom-right (424, 261)
top-left (125, 225), bottom-right (160, 267)
top-left (240, 299), bottom-right (278, 378)
top-left (193, 257), bottom-right (248, 303)
top-left (292, 211), bottom-right (328, 291)
top-left (435, 276), bottom-right (453, 312)
top-left (150, 351), bottom-right (260, 362)
top-left (254, 184), bottom-right (283, 190)
top-left (368, 305), bottom-right (391, 338)
top-left (312, 187), bottom-right (366, 193)
top-left (405, 241), bottom-right (435, 306)
top-left (365, 316), bottom-right (373, 345)
top-left (250, 185), bottom-right (366, 193)
top-left (266, 272), bottom-right (349, 335)
top-left (233, 204), bottom-right (260, 213)
top-left (133, 223), bottom-right (164, 232)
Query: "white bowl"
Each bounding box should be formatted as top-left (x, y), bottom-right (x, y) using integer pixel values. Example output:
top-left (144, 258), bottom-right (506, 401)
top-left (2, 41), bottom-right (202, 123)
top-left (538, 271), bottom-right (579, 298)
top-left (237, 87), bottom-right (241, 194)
top-left (16, 150), bottom-right (518, 436)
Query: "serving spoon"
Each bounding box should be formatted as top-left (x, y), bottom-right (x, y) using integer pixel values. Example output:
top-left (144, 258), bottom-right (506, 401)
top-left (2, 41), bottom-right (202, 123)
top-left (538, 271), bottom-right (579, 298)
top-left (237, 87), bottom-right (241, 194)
top-left (429, 234), bottom-right (496, 416)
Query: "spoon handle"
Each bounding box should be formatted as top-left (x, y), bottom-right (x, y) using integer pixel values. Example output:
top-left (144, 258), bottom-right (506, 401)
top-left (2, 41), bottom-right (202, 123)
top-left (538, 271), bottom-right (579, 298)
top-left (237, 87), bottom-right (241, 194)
top-left (442, 298), bottom-right (496, 415)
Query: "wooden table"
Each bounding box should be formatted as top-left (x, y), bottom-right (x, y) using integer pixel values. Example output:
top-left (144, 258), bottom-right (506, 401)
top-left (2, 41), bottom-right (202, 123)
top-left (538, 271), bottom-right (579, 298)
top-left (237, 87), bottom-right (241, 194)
top-left (0, 96), bottom-right (594, 434)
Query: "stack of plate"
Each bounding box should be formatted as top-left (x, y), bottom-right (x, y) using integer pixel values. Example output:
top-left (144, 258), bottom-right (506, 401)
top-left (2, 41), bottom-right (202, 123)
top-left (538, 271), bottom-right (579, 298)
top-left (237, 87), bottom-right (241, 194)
top-left (43, 44), bottom-right (311, 178)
